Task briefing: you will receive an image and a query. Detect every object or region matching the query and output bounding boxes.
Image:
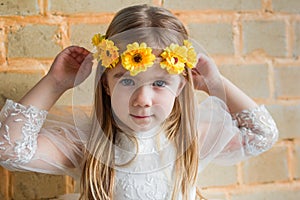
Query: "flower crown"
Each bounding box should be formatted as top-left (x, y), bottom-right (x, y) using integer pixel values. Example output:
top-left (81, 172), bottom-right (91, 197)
top-left (92, 33), bottom-right (197, 76)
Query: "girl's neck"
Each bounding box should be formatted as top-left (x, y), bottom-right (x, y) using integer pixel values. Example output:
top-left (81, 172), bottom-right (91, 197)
top-left (134, 125), bottom-right (162, 139)
top-left (118, 126), bottom-right (163, 140)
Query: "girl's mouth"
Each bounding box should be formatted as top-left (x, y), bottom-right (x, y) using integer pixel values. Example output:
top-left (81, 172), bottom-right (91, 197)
top-left (130, 114), bottom-right (152, 119)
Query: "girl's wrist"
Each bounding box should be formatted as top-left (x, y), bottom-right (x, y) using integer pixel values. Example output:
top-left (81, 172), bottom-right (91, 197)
top-left (43, 74), bottom-right (70, 95)
top-left (19, 75), bottom-right (68, 110)
top-left (203, 75), bottom-right (225, 97)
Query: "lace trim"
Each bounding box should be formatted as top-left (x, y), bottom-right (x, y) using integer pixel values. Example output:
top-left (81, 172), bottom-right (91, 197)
top-left (232, 105), bottom-right (279, 156)
top-left (114, 172), bottom-right (172, 199)
top-left (0, 99), bottom-right (48, 164)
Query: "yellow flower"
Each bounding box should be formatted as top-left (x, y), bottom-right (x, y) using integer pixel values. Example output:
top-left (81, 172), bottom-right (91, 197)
top-left (92, 33), bottom-right (119, 68)
top-left (91, 33), bottom-right (105, 46)
top-left (121, 42), bottom-right (156, 76)
top-left (160, 43), bottom-right (188, 74)
top-left (97, 39), bottom-right (119, 68)
top-left (91, 32), bottom-right (197, 75)
top-left (184, 40), bottom-right (197, 68)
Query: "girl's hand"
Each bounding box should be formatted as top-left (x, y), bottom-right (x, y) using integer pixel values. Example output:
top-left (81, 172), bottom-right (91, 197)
top-left (191, 53), bottom-right (224, 96)
top-left (46, 46), bottom-right (93, 92)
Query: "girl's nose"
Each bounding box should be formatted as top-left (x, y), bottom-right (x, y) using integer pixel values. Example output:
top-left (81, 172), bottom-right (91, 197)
top-left (132, 85), bottom-right (153, 107)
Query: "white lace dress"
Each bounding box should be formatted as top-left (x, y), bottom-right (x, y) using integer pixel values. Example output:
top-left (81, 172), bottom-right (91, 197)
top-left (0, 96), bottom-right (278, 199)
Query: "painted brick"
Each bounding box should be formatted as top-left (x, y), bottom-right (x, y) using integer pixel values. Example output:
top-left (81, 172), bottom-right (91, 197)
top-left (0, 25), bottom-right (5, 65)
top-left (294, 22), bottom-right (300, 57)
top-left (70, 24), bottom-right (108, 49)
top-left (266, 104), bottom-right (300, 140)
top-left (0, 0), bottom-right (39, 16)
top-left (197, 163), bottom-right (237, 187)
top-left (8, 25), bottom-right (61, 58)
top-left (48, 0), bottom-right (153, 14)
top-left (274, 66), bottom-right (300, 98)
top-left (0, 167), bottom-right (9, 200)
top-left (0, 72), bottom-right (43, 107)
top-left (243, 21), bottom-right (286, 57)
top-left (219, 64), bottom-right (269, 98)
top-left (272, 0), bottom-right (300, 14)
top-left (188, 23), bottom-right (234, 55)
top-left (52, 193), bottom-right (80, 200)
top-left (200, 190), bottom-right (227, 200)
top-left (163, 0), bottom-right (261, 11)
top-left (11, 172), bottom-right (67, 199)
top-left (295, 142), bottom-right (300, 179)
top-left (231, 186), bottom-right (300, 200)
top-left (242, 146), bottom-right (289, 184)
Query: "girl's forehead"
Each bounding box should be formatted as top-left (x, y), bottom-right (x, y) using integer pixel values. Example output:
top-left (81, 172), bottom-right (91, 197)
top-left (110, 64), bottom-right (181, 81)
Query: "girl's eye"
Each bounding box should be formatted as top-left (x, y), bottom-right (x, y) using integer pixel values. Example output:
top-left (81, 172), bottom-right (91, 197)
top-left (152, 80), bottom-right (166, 87)
top-left (120, 79), bottom-right (135, 86)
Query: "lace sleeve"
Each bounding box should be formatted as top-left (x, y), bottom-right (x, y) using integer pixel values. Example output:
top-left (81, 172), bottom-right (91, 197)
top-left (197, 97), bottom-right (279, 171)
top-left (0, 100), bottom-right (87, 178)
top-left (231, 105), bottom-right (278, 156)
top-left (0, 100), bottom-right (48, 165)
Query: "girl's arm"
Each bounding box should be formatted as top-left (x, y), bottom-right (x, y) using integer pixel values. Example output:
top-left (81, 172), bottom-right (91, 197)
top-left (221, 76), bottom-right (257, 114)
top-left (192, 53), bottom-right (257, 114)
top-left (193, 54), bottom-right (278, 166)
top-left (20, 46), bottom-right (92, 110)
top-left (0, 46), bottom-right (92, 176)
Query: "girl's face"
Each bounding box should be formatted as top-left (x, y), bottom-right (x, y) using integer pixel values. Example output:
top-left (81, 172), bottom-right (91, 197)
top-left (105, 64), bottom-right (185, 132)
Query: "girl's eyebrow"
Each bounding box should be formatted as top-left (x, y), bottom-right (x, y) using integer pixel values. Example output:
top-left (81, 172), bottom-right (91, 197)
top-left (113, 72), bottom-right (126, 79)
top-left (153, 74), bottom-right (176, 80)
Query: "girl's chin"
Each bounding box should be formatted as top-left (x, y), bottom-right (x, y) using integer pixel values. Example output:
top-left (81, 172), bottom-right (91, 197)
top-left (119, 123), bottom-right (161, 134)
top-left (129, 125), bottom-right (155, 133)
top-left (114, 116), bottom-right (162, 133)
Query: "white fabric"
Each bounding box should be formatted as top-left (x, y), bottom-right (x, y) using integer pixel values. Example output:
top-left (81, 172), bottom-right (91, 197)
top-left (0, 96), bottom-right (279, 199)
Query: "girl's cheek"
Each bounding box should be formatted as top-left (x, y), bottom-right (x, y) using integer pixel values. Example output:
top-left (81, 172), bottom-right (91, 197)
top-left (156, 93), bottom-right (175, 106)
top-left (116, 92), bottom-right (133, 106)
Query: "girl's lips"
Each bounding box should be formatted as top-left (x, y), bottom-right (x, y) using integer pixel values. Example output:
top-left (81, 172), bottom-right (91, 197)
top-left (130, 114), bottom-right (152, 119)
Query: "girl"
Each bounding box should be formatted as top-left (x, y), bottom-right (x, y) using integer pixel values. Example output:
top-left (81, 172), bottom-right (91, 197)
top-left (0, 4), bottom-right (278, 200)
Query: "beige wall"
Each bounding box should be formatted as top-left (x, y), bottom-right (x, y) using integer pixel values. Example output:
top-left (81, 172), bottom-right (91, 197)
top-left (1, 0), bottom-right (300, 199)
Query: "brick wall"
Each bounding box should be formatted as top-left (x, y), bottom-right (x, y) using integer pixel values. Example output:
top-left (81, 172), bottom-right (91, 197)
top-left (0, 0), bottom-right (299, 199)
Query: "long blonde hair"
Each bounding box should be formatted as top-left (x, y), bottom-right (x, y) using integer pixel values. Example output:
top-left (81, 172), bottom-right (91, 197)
top-left (80, 4), bottom-right (199, 200)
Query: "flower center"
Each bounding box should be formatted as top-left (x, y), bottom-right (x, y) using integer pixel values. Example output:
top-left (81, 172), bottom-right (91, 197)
top-left (171, 56), bottom-right (178, 64)
top-left (106, 50), bottom-right (111, 57)
top-left (133, 53), bottom-right (142, 63)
